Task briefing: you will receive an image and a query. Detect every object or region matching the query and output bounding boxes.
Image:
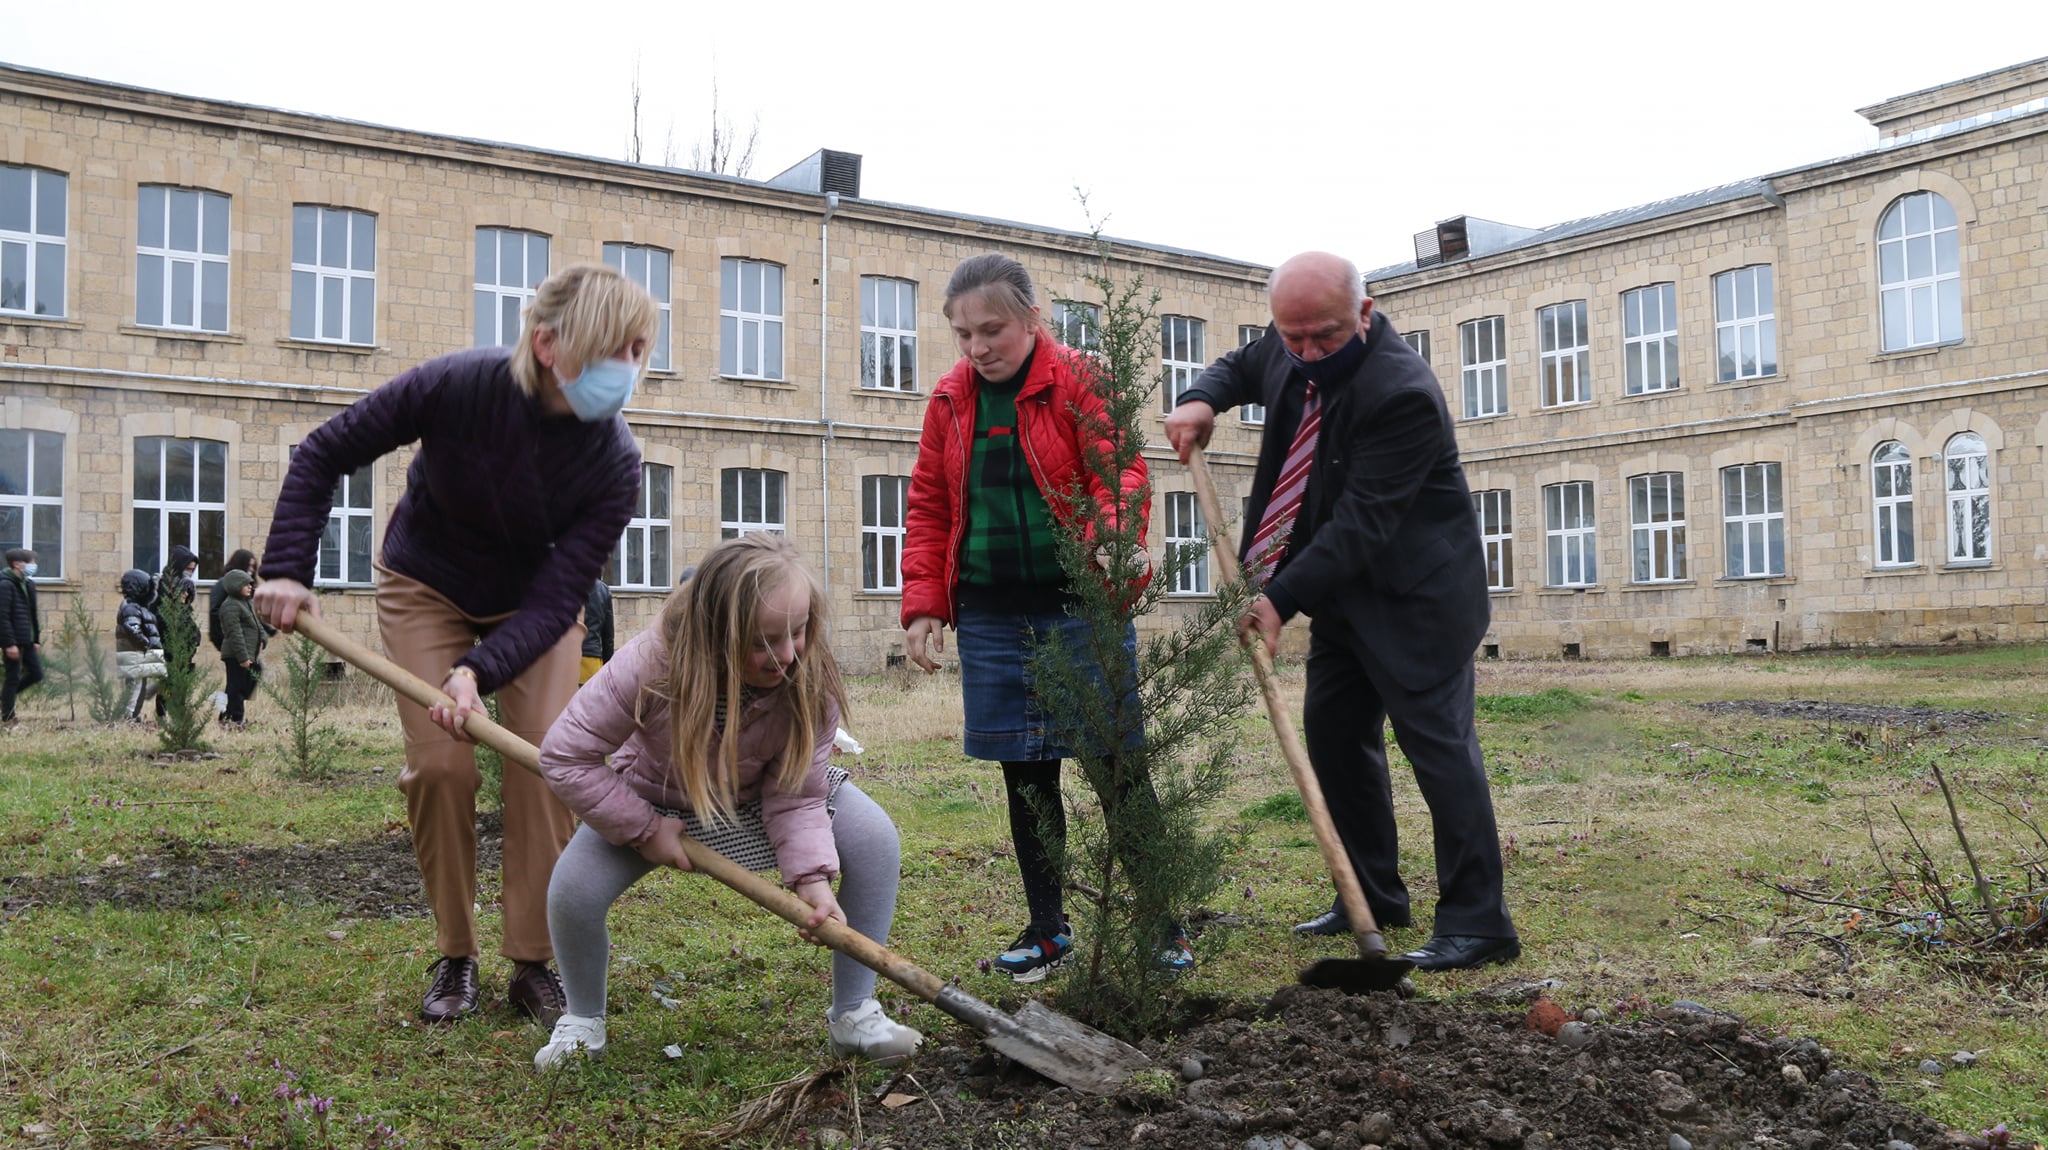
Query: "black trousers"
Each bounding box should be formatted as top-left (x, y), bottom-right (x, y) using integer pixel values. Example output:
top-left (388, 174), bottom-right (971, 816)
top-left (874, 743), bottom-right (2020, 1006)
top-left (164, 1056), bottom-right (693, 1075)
top-left (2, 646), bottom-right (44, 720)
top-left (1300, 619), bottom-right (1515, 939)
top-left (223, 661), bottom-right (257, 724)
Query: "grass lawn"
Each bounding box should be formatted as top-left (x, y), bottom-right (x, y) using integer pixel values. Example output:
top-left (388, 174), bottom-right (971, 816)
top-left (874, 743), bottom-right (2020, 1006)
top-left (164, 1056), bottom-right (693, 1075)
top-left (1, 646), bottom-right (2043, 1147)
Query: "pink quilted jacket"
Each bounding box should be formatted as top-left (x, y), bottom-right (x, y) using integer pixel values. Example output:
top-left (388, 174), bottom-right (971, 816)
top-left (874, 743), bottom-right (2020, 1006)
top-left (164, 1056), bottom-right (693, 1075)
top-left (537, 626), bottom-right (841, 887)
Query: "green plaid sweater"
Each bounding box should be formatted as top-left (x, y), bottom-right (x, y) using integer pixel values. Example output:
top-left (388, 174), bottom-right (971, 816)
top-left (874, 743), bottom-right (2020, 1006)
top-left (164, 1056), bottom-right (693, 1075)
top-left (959, 364), bottom-right (1062, 590)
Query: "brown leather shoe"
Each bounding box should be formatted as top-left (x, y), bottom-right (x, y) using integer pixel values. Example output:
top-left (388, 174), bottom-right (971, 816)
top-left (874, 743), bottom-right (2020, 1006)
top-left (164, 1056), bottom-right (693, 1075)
top-left (420, 955), bottom-right (480, 1024)
top-left (508, 961), bottom-right (566, 1028)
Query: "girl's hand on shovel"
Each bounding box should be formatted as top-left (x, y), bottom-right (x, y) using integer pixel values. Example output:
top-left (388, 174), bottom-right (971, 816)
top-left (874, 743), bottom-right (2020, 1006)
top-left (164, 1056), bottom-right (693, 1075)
top-left (793, 877), bottom-right (846, 946)
top-left (634, 816), bottom-right (694, 871)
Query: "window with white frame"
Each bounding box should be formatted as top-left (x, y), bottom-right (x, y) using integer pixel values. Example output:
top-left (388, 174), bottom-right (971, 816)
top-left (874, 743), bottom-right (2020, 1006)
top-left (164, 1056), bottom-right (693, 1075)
top-left (1543, 481), bottom-right (1596, 587)
top-left (1053, 300), bottom-right (1100, 352)
top-left (1402, 328), bottom-right (1432, 365)
top-left (861, 475), bottom-right (909, 593)
top-left (605, 462), bottom-right (672, 589)
top-left (133, 436), bottom-right (227, 579)
top-left (474, 228), bottom-right (549, 348)
top-left (720, 258), bottom-right (785, 380)
top-left (0, 429), bottom-right (64, 578)
top-left (319, 462), bottom-right (375, 586)
top-left (137, 186), bottom-right (230, 332)
top-left (1944, 432), bottom-right (1990, 564)
top-left (1720, 462), bottom-right (1784, 577)
top-left (860, 277), bottom-right (917, 392)
top-left (603, 243), bottom-right (672, 371)
top-left (1164, 491), bottom-right (1209, 595)
top-left (1472, 488), bottom-right (1513, 591)
top-left (1, 165), bottom-right (66, 318)
top-left (1871, 440), bottom-right (1915, 567)
top-left (1460, 316), bottom-right (1507, 418)
top-left (1879, 192), bottom-right (1962, 351)
top-left (720, 467), bottom-right (786, 537)
top-left (290, 206), bottom-right (376, 346)
top-left (1629, 472), bottom-right (1687, 583)
top-left (1538, 300), bottom-right (1589, 407)
top-left (1713, 265), bottom-right (1777, 382)
top-left (1238, 324), bottom-right (1267, 424)
top-left (1161, 315), bottom-right (1205, 413)
top-left (1623, 283), bottom-right (1679, 395)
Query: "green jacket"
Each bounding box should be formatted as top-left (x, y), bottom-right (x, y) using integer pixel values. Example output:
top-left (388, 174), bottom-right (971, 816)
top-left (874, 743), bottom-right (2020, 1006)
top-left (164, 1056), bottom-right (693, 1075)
top-left (217, 570), bottom-right (266, 665)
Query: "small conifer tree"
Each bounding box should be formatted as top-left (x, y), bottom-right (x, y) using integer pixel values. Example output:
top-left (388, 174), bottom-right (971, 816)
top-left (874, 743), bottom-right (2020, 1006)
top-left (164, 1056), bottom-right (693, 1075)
top-left (154, 595), bottom-right (213, 752)
top-left (49, 596), bottom-right (125, 723)
top-left (1028, 233), bottom-right (1258, 1036)
top-left (275, 634), bottom-right (343, 781)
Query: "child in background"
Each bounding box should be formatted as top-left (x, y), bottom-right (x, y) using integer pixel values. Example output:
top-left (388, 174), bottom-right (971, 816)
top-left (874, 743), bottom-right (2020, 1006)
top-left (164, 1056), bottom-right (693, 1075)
top-left (532, 534), bottom-right (921, 1069)
top-left (216, 568), bottom-right (266, 727)
top-left (114, 569), bottom-right (167, 722)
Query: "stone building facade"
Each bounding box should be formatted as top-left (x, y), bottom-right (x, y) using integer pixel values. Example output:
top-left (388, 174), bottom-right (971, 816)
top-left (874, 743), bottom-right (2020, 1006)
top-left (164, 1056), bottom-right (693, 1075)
top-left (1366, 58), bottom-right (2048, 658)
top-left (0, 64), bottom-right (1274, 670)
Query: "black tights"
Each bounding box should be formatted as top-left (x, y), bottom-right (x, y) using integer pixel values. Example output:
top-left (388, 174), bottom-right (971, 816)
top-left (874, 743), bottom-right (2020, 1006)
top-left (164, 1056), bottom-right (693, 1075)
top-left (1001, 756), bottom-right (1168, 935)
top-left (1002, 759), bottom-right (1067, 933)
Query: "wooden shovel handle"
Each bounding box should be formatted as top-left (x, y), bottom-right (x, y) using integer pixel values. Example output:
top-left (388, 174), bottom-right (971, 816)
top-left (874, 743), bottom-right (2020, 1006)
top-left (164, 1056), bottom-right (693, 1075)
top-left (289, 613), bottom-right (953, 1003)
top-left (1185, 448), bottom-right (1390, 959)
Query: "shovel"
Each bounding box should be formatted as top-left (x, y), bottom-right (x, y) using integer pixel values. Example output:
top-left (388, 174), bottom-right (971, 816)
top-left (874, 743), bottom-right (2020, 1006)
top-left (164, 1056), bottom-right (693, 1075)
top-left (1185, 446), bottom-right (1415, 994)
top-left (289, 614), bottom-right (1149, 1095)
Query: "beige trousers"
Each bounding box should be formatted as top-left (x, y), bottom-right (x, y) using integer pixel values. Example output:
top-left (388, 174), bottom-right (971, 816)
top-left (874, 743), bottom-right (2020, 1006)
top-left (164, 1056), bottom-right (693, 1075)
top-left (377, 567), bottom-right (581, 963)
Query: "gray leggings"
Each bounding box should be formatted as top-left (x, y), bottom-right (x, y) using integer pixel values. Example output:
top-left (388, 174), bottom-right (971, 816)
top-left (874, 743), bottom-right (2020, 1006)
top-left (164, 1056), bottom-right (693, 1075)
top-left (547, 782), bottom-right (901, 1020)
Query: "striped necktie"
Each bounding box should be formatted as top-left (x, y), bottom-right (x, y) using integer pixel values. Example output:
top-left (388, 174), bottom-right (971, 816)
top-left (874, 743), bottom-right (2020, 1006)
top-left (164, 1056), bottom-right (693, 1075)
top-left (1245, 382), bottom-right (1321, 586)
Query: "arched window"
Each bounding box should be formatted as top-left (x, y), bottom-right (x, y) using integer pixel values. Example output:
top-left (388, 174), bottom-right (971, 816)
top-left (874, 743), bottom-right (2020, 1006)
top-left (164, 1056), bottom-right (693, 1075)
top-left (1877, 192), bottom-right (1961, 351)
top-left (1869, 441), bottom-right (1914, 567)
top-left (1943, 432), bottom-right (1989, 564)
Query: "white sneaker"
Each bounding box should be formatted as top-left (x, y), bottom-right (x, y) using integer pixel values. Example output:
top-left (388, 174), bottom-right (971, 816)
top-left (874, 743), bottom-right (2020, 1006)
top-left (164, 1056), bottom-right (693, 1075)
top-left (533, 1013), bottom-right (606, 1070)
top-left (211, 691), bottom-right (228, 715)
top-left (827, 998), bottom-right (922, 1065)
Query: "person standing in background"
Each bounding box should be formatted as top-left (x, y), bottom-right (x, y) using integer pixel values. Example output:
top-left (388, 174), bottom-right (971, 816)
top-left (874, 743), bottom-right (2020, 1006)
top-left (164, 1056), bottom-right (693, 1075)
top-left (0, 549), bottom-right (43, 725)
top-left (580, 579), bottom-right (614, 685)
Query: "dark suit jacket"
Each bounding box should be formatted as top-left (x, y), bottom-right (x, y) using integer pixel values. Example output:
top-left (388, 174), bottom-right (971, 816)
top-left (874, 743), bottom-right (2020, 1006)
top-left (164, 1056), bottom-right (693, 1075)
top-left (1181, 310), bottom-right (1489, 691)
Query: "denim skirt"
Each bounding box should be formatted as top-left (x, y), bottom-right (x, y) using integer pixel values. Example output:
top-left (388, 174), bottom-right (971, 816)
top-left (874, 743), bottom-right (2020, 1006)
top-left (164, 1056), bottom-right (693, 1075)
top-left (956, 604), bottom-right (1142, 762)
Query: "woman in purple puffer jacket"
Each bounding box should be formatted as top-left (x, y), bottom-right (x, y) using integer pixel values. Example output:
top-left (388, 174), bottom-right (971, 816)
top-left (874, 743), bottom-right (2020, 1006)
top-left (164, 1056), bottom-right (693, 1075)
top-left (256, 264), bottom-right (654, 1028)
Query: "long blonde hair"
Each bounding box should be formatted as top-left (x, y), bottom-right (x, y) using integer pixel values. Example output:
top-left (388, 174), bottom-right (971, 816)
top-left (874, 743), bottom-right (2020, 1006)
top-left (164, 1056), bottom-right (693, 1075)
top-left (647, 535), bottom-right (846, 821)
top-left (509, 263), bottom-right (659, 397)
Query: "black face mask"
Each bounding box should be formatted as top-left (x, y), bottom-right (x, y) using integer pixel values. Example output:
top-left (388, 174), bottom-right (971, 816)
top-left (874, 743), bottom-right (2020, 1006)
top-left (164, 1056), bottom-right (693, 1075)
top-left (1284, 331), bottom-right (1368, 386)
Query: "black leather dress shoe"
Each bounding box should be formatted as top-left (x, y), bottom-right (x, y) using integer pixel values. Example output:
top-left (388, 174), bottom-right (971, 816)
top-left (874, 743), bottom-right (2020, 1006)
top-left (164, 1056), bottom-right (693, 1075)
top-left (1293, 907), bottom-right (1413, 935)
top-left (1401, 934), bottom-right (1522, 971)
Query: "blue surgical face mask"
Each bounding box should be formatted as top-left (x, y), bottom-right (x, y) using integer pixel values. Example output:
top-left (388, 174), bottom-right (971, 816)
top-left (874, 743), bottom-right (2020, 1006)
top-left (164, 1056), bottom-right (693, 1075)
top-left (1284, 332), bottom-right (1369, 387)
top-left (559, 357), bottom-right (640, 422)
top-left (20, 563), bottom-right (36, 578)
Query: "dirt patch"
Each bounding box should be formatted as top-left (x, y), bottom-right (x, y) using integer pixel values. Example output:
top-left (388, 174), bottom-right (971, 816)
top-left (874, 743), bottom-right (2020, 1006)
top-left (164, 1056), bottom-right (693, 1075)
top-left (1696, 700), bottom-right (1998, 730)
top-left (853, 985), bottom-right (1979, 1150)
top-left (0, 816), bottom-right (495, 921)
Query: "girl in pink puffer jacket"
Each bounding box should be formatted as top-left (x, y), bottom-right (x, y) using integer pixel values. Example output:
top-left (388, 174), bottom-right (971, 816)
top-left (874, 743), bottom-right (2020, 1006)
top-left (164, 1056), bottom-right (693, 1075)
top-left (533, 534), bottom-right (920, 1069)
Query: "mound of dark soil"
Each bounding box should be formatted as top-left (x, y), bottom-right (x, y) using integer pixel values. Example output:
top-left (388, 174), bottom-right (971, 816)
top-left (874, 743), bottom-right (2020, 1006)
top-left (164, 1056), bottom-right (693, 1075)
top-left (856, 985), bottom-right (1984, 1150)
top-left (1696, 700), bottom-right (1997, 730)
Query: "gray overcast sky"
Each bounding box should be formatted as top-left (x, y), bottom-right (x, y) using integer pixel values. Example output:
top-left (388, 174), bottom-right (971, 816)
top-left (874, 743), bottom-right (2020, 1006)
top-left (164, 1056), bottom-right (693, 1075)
top-left (12, 1), bottom-right (2046, 272)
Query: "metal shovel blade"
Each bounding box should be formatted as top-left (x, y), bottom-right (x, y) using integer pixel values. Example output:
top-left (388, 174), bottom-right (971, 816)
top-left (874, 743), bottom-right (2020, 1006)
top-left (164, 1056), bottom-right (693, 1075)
top-left (1298, 954), bottom-right (1416, 994)
top-left (934, 988), bottom-right (1149, 1095)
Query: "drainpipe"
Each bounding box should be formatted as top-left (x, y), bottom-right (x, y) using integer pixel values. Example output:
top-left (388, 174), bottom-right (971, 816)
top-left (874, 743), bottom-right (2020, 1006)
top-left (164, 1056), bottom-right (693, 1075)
top-left (819, 191), bottom-right (840, 597)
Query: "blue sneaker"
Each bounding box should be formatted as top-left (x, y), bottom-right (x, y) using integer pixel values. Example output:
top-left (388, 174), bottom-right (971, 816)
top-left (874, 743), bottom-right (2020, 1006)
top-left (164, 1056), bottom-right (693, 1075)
top-left (1154, 933), bottom-right (1195, 976)
top-left (993, 925), bottom-right (1073, 983)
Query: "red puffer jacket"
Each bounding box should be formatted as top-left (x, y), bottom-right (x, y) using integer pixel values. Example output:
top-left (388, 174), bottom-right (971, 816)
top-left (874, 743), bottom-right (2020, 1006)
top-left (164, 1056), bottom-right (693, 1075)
top-left (901, 332), bottom-right (1151, 628)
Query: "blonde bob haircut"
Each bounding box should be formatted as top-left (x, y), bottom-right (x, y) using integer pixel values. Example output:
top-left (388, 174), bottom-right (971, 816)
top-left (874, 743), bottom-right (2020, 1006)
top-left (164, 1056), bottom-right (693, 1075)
top-left (644, 534), bottom-right (846, 822)
top-left (509, 263), bottom-right (661, 397)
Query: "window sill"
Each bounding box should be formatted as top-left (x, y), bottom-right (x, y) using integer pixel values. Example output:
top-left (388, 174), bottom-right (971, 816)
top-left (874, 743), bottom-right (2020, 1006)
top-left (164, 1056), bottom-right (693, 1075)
top-left (612, 586), bottom-right (682, 595)
top-left (1941, 561), bottom-right (1997, 572)
top-left (1537, 585), bottom-right (1604, 595)
top-left (121, 324), bottom-right (244, 345)
top-left (1872, 341), bottom-right (1960, 363)
top-left (0, 314), bottom-right (83, 331)
top-left (849, 385), bottom-right (922, 401)
top-left (1622, 579), bottom-right (1695, 591)
top-left (726, 374), bottom-right (796, 389)
top-left (1536, 400), bottom-right (1593, 412)
top-left (1714, 574), bottom-right (1795, 585)
top-left (1619, 385), bottom-right (1683, 401)
top-left (1712, 373), bottom-right (1783, 388)
top-left (1487, 586), bottom-right (1518, 597)
top-left (278, 338), bottom-right (379, 356)
top-left (312, 582), bottom-right (375, 591)
top-left (1864, 564), bottom-right (1925, 579)
top-left (1461, 412), bottom-right (1511, 423)
top-left (853, 590), bottom-right (905, 599)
